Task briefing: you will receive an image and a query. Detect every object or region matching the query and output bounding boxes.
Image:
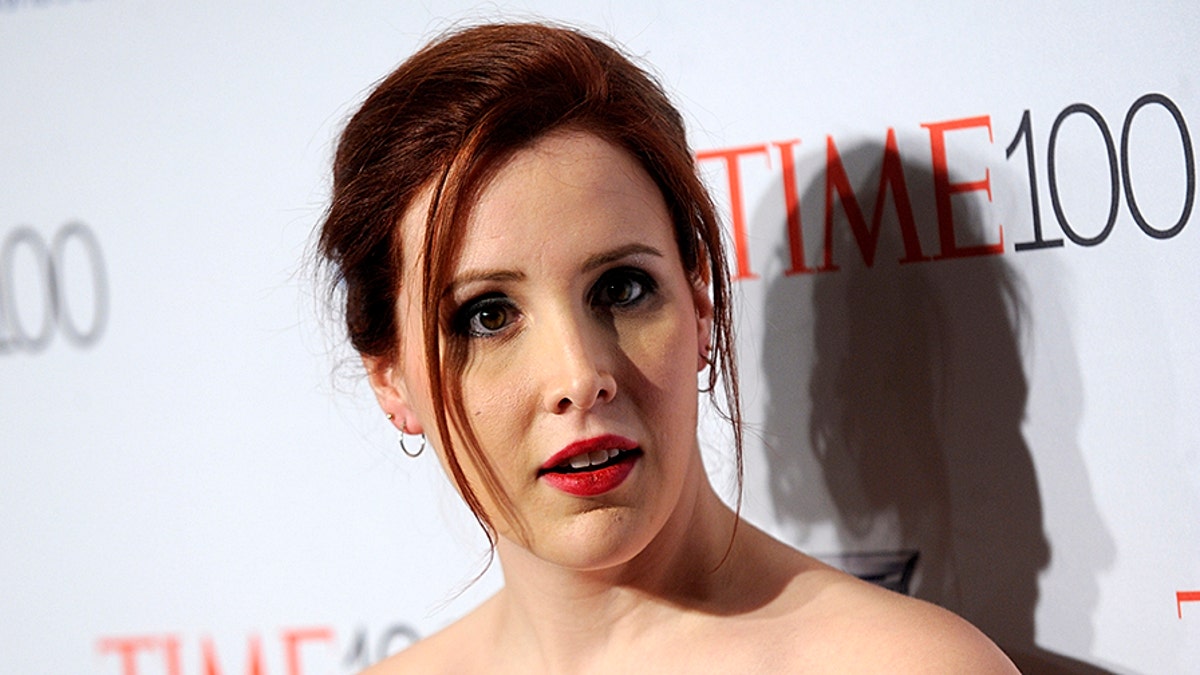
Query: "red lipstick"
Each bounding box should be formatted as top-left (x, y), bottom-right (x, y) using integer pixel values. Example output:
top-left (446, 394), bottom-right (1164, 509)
top-left (539, 434), bottom-right (640, 497)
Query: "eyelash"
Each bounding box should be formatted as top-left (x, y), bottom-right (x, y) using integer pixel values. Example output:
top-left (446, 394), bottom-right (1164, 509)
top-left (453, 294), bottom-right (515, 338)
top-left (451, 267), bottom-right (659, 339)
top-left (590, 267), bottom-right (657, 309)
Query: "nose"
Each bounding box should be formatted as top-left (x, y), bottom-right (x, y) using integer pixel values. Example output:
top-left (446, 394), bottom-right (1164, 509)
top-left (540, 311), bottom-right (617, 414)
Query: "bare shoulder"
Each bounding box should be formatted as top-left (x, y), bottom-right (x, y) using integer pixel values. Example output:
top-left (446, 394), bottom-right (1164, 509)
top-left (358, 596), bottom-right (499, 675)
top-left (775, 563), bottom-right (1018, 673)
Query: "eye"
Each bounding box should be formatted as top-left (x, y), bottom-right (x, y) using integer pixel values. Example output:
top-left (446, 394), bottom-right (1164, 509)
top-left (592, 267), bottom-right (656, 308)
top-left (453, 294), bottom-right (517, 337)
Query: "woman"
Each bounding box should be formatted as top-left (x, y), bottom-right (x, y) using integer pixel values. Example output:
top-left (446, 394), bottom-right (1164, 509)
top-left (319, 22), bottom-right (1017, 673)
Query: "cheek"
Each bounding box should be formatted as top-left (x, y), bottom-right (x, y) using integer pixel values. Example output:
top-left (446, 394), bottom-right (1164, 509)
top-left (464, 376), bottom-right (518, 423)
top-left (461, 344), bottom-right (525, 412)
top-left (619, 310), bottom-right (700, 396)
top-left (458, 355), bottom-right (538, 458)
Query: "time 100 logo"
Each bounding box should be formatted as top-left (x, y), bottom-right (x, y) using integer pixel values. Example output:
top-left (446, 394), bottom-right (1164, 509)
top-left (0, 221), bottom-right (108, 354)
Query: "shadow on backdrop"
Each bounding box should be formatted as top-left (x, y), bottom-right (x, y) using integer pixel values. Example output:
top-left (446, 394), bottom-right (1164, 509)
top-left (757, 140), bottom-right (1117, 674)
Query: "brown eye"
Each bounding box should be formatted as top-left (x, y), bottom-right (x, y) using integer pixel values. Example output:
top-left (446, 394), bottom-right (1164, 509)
top-left (604, 279), bottom-right (638, 304)
top-left (593, 268), bottom-right (655, 308)
top-left (475, 306), bottom-right (508, 332)
top-left (456, 295), bottom-right (516, 338)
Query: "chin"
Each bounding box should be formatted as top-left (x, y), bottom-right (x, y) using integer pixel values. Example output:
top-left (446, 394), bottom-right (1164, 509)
top-left (520, 504), bottom-right (663, 572)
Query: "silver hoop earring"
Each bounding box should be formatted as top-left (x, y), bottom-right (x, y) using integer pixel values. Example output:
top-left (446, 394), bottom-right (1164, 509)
top-left (399, 421), bottom-right (426, 458)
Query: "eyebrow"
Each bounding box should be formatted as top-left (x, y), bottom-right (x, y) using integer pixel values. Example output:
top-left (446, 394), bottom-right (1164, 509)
top-left (581, 243), bottom-right (665, 272)
top-left (445, 242), bottom-right (665, 296)
top-left (444, 269), bottom-right (525, 297)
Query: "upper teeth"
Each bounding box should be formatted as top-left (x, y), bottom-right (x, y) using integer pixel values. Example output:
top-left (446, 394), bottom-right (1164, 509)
top-left (568, 448), bottom-right (622, 469)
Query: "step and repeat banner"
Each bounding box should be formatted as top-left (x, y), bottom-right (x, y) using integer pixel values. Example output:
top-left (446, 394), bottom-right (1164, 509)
top-left (2, 1), bottom-right (1197, 673)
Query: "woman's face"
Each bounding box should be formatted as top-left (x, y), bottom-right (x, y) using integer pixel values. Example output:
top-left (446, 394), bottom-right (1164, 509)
top-left (379, 130), bottom-right (712, 571)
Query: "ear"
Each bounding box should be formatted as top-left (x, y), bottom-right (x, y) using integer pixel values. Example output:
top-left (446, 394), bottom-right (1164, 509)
top-left (692, 282), bottom-right (715, 372)
top-left (363, 354), bottom-right (425, 435)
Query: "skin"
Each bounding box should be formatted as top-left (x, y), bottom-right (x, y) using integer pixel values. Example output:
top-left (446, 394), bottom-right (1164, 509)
top-left (364, 130), bottom-right (1019, 674)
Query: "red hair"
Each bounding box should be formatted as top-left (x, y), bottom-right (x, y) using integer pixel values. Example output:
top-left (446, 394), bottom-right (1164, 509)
top-left (318, 22), bottom-right (742, 544)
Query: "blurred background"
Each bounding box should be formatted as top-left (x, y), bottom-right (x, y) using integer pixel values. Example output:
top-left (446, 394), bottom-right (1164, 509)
top-left (2, 2), bottom-right (1197, 673)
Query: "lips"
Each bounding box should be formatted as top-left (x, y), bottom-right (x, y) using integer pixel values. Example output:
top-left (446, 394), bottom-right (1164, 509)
top-left (539, 434), bottom-right (640, 497)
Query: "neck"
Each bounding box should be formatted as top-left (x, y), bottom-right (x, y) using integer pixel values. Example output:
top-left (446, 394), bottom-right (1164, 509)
top-left (490, 468), bottom-right (743, 670)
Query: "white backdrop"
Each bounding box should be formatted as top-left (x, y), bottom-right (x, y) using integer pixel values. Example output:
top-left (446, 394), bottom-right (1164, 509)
top-left (2, 1), bottom-right (1197, 673)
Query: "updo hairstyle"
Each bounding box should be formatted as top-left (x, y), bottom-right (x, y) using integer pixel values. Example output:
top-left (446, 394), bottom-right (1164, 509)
top-left (317, 22), bottom-right (741, 542)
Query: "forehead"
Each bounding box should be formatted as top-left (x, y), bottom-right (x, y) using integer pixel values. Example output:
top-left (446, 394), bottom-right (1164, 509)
top-left (457, 130), bottom-right (673, 263)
